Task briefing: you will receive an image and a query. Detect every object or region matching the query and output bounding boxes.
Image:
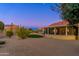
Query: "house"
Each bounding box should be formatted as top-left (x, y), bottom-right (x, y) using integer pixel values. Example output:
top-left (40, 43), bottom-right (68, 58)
top-left (4, 24), bottom-right (19, 31)
top-left (41, 20), bottom-right (77, 40)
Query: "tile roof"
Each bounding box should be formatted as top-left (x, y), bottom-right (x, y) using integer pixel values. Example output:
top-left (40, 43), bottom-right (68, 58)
top-left (48, 20), bottom-right (69, 27)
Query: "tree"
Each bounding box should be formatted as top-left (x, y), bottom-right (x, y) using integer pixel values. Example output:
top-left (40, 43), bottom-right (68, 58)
top-left (51, 3), bottom-right (79, 24)
top-left (0, 21), bottom-right (4, 32)
top-left (61, 3), bottom-right (79, 25)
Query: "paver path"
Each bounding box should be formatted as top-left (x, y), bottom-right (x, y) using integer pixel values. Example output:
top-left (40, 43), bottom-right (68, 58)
top-left (0, 37), bottom-right (79, 56)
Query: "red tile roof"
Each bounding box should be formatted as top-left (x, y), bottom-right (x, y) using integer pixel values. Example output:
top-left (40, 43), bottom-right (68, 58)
top-left (49, 20), bottom-right (69, 27)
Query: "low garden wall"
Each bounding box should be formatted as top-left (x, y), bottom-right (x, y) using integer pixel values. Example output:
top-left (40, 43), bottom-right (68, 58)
top-left (44, 34), bottom-right (76, 40)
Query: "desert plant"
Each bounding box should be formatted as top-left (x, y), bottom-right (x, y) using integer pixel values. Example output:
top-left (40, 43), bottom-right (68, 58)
top-left (6, 30), bottom-right (14, 38)
top-left (16, 27), bottom-right (31, 39)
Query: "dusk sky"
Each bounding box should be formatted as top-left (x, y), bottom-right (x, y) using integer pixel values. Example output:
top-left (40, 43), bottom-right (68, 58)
top-left (0, 3), bottom-right (61, 28)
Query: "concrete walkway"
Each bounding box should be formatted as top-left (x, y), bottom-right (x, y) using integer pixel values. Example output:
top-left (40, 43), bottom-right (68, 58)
top-left (0, 38), bottom-right (79, 56)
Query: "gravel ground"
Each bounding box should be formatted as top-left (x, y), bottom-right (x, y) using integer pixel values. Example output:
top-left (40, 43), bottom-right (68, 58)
top-left (0, 37), bottom-right (79, 56)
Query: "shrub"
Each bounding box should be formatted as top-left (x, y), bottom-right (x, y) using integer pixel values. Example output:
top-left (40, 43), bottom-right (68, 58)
top-left (6, 30), bottom-right (14, 38)
top-left (0, 41), bottom-right (5, 45)
top-left (28, 34), bottom-right (43, 38)
top-left (16, 27), bottom-right (31, 39)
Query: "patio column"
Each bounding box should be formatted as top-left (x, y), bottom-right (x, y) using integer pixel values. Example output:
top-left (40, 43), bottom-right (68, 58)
top-left (77, 24), bottom-right (79, 40)
top-left (54, 27), bottom-right (56, 35)
top-left (65, 26), bottom-right (68, 36)
top-left (47, 27), bottom-right (50, 34)
top-left (42, 28), bottom-right (45, 34)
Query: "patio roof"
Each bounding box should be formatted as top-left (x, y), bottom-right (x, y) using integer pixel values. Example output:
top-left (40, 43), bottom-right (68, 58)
top-left (40, 20), bottom-right (77, 29)
top-left (48, 20), bottom-right (69, 27)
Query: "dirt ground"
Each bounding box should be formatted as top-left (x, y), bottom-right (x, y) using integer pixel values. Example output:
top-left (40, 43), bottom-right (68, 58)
top-left (0, 37), bottom-right (79, 56)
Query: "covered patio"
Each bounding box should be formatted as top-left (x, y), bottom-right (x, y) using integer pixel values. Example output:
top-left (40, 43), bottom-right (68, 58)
top-left (42, 20), bottom-right (78, 40)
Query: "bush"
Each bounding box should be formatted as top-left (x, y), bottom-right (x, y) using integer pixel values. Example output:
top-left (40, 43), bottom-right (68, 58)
top-left (6, 30), bottom-right (14, 38)
top-left (16, 27), bottom-right (31, 39)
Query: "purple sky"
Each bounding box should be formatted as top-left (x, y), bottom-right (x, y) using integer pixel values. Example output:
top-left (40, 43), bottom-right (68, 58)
top-left (0, 3), bottom-right (61, 28)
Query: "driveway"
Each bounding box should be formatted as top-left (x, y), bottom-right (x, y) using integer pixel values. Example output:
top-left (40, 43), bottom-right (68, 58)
top-left (0, 37), bottom-right (79, 56)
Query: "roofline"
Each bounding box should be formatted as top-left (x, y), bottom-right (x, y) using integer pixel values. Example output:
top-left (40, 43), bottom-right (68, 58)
top-left (46, 25), bottom-right (76, 28)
